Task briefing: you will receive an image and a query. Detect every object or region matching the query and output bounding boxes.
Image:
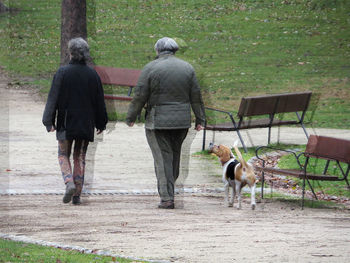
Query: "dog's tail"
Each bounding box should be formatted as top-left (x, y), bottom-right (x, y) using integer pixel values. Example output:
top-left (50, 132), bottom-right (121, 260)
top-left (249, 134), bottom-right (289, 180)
top-left (233, 140), bottom-right (248, 167)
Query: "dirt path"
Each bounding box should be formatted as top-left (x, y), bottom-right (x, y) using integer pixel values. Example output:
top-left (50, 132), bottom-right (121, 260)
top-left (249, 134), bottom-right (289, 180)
top-left (1, 70), bottom-right (350, 262)
top-left (2, 195), bottom-right (350, 263)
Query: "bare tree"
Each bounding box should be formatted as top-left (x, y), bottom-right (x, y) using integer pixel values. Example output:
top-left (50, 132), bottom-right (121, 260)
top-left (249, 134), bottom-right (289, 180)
top-left (60, 0), bottom-right (87, 65)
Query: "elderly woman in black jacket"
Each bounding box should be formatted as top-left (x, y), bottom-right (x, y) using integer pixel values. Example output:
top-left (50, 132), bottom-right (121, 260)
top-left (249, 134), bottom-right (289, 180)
top-left (42, 37), bottom-right (108, 205)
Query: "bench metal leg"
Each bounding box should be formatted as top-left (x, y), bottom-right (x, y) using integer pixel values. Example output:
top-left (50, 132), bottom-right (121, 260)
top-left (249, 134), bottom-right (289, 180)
top-left (302, 176), bottom-right (306, 209)
top-left (315, 180), bottom-right (325, 196)
top-left (306, 179), bottom-right (318, 200)
top-left (268, 126), bottom-right (272, 144)
top-left (342, 165), bottom-right (350, 189)
top-left (229, 115), bottom-right (247, 153)
top-left (296, 112), bottom-right (309, 139)
top-left (346, 165), bottom-right (350, 189)
top-left (336, 162), bottom-right (350, 189)
top-left (261, 171), bottom-right (265, 199)
top-left (236, 130), bottom-right (247, 153)
top-left (345, 177), bottom-right (350, 189)
top-left (323, 160), bottom-right (330, 175)
top-left (301, 175), bottom-right (319, 209)
top-left (202, 127), bottom-right (207, 151)
top-left (301, 157), bottom-right (310, 209)
top-left (261, 160), bottom-right (265, 200)
top-left (301, 123), bottom-right (309, 139)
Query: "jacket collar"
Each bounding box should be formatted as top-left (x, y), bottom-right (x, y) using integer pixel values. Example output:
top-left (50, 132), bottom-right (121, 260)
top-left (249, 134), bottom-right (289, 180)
top-left (69, 59), bottom-right (86, 65)
top-left (155, 51), bottom-right (175, 59)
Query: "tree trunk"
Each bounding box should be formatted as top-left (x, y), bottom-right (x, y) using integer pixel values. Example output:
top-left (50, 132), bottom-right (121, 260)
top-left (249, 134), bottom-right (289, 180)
top-left (60, 0), bottom-right (87, 65)
top-left (0, 2), bottom-right (9, 13)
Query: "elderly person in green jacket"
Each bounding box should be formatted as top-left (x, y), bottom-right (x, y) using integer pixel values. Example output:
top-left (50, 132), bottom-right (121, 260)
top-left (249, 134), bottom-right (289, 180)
top-left (126, 37), bottom-right (206, 209)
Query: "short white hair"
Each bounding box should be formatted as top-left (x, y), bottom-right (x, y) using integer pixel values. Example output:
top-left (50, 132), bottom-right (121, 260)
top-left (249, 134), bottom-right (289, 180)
top-left (154, 37), bottom-right (179, 53)
top-left (68, 37), bottom-right (90, 62)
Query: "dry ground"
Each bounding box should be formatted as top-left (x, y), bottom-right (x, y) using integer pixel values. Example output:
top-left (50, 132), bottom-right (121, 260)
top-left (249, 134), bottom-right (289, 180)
top-left (2, 194), bottom-right (350, 263)
top-left (1, 69), bottom-right (350, 262)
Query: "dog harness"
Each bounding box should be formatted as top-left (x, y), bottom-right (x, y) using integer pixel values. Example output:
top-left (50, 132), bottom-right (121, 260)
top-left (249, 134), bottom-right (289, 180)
top-left (223, 158), bottom-right (240, 180)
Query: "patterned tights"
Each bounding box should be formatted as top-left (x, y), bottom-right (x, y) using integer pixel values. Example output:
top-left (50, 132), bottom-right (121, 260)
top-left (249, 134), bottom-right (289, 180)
top-left (58, 139), bottom-right (89, 196)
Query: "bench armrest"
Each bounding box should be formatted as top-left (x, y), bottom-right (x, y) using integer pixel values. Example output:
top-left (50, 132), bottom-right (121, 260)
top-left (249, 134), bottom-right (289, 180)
top-left (204, 106), bottom-right (237, 125)
top-left (205, 106), bottom-right (234, 116)
top-left (255, 146), bottom-right (304, 169)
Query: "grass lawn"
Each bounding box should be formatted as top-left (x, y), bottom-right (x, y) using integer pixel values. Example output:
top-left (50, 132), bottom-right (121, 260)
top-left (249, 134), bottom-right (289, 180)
top-left (0, 238), bottom-right (145, 263)
top-left (0, 0), bottom-right (349, 127)
top-left (195, 142), bottom-right (301, 166)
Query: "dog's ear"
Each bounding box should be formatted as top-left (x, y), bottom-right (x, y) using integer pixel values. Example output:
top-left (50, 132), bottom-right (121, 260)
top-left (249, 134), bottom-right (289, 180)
top-left (230, 150), bottom-right (235, 158)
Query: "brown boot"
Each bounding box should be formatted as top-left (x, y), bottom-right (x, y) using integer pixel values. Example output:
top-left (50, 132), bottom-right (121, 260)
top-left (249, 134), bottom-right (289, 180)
top-left (158, 200), bottom-right (174, 209)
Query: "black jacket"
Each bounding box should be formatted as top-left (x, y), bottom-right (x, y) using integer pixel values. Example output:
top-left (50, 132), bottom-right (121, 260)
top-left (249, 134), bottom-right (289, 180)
top-left (42, 60), bottom-right (108, 142)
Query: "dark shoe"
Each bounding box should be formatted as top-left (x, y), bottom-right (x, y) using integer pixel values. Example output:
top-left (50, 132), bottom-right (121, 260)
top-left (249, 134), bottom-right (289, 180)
top-left (72, 196), bottom-right (81, 205)
top-left (158, 200), bottom-right (174, 209)
top-left (63, 182), bottom-right (76, 203)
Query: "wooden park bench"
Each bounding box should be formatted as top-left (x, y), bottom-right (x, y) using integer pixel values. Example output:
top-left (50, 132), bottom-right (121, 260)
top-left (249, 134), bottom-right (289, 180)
top-left (94, 65), bottom-right (141, 101)
top-left (202, 92), bottom-right (313, 152)
top-left (254, 135), bottom-right (350, 208)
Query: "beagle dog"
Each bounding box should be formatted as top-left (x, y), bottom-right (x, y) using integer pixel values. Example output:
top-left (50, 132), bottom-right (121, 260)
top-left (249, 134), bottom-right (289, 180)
top-left (209, 141), bottom-right (257, 210)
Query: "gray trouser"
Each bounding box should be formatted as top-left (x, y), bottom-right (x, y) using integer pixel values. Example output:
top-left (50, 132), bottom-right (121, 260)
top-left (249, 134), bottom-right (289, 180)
top-left (146, 128), bottom-right (188, 202)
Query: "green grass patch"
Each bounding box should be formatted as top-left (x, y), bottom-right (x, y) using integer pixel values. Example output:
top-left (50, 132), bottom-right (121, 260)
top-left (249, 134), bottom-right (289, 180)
top-left (261, 191), bottom-right (346, 209)
top-left (194, 143), bottom-right (301, 165)
top-left (107, 111), bottom-right (128, 122)
top-left (193, 144), bottom-right (257, 163)
top-left (0, 0), bottom-right (349, 127)
top-left (0, 238), bottom-right (145, 263)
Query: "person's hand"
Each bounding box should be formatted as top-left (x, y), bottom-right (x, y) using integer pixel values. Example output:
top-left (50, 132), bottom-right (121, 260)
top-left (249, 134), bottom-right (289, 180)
top-left (127, 122), bottom-right (134, 127)
top-left (49, 126), bottom-right (56, 132)
top-left (195, 124), bottom-right (203, 131)
top-left (96, 129), bottom-right (103, 135)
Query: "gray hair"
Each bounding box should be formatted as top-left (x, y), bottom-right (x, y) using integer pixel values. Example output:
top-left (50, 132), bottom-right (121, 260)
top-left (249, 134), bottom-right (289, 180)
top-left (68, 37), bottom-right (90, 62)
top-left (154, 37), bottom-right (179, 54)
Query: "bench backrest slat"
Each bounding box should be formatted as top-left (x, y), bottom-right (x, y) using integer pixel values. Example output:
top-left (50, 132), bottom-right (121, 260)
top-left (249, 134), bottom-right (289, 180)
top-left (238, 92), bottom-right (312, 117)
top-left (94, 66), bottom-right (141, 87)
top-left (305, 135), bottom-right (350, 163)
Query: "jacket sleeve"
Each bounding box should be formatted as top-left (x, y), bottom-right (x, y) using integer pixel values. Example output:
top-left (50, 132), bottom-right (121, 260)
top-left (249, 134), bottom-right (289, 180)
top-left (190, 70), bottom-right (206, 127)
top-left (95, 73), bottom-right (108, 131)
top-left (42, 68), bottom-right (63, 132)
top-left (126, 67), bottom-right (151, 125)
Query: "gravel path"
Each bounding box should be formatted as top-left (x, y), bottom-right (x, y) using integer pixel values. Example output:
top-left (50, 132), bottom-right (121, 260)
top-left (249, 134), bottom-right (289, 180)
top-left (1, 70), bottom-right (350, 262)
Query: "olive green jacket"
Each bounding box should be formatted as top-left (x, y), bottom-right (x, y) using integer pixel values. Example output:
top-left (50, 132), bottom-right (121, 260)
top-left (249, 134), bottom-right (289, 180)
top-left (126, 53), bottom-right (205, 129)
